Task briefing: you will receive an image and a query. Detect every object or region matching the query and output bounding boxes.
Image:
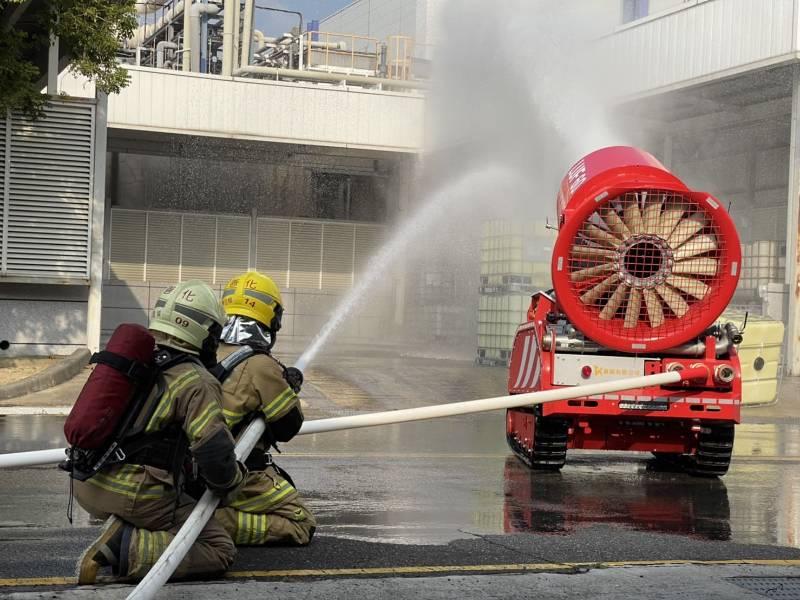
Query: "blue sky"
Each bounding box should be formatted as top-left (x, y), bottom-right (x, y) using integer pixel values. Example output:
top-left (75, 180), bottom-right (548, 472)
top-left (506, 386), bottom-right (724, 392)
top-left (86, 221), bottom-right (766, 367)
top-left (254, 0), bottom-right (354, 37)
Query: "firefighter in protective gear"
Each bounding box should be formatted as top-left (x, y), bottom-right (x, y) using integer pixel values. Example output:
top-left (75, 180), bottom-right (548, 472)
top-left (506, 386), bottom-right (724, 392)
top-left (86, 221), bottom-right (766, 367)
top-left (214, 271), bottom-right (316, 546)
top-left (74, 280), bottom-right (245, 583)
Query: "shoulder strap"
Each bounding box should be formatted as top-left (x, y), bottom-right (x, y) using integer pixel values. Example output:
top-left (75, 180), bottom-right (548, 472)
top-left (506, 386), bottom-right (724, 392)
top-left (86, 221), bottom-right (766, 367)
top-left (210, 345), bottom-right (259, 383)
top-left (120, 349), bottom-right (194, 441)
top-left (91, 350), bottom-right (153, 381)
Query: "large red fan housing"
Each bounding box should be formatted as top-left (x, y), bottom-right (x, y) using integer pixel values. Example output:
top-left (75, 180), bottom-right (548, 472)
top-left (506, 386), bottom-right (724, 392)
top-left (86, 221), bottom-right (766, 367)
top-left (551, 146), bottom-right (741, 353)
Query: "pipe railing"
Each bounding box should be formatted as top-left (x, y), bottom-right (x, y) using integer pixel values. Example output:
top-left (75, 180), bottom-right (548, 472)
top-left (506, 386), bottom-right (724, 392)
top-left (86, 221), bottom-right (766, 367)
top-left (233, 65), bottom-right (427, 90)
top-left (299, 30), bottom-right (380, 76)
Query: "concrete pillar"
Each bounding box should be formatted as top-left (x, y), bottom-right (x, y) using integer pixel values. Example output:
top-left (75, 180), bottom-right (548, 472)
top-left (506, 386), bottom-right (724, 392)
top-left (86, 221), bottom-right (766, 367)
top-left (392, 156), bottom-right (414, 327)
top-left (87, 93), bottom-right (108, 353)
top-left (785, 64), bottom-right (800, 374)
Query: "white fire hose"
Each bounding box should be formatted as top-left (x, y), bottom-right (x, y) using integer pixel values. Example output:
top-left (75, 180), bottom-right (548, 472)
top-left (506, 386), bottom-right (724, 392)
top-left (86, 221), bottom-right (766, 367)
top-left (0, 367), bottom-right (703, 598)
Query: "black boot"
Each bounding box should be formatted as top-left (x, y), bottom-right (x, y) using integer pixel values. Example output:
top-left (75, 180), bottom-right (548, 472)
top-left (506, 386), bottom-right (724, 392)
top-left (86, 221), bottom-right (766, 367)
top-left (77, 515), bottom-right (132, 584)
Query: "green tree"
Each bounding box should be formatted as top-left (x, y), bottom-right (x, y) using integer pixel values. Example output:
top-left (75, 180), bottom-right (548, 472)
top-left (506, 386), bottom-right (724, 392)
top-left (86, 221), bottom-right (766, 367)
top-left (0, 0), bottom-right (137, 117)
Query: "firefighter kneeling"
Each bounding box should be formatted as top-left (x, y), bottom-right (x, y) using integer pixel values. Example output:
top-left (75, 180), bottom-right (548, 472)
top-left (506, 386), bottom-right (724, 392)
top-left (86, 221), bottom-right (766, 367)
top-left (212, 271), bottom-right (316, 546)
top-left (69, 280), bottom-right (246, 583)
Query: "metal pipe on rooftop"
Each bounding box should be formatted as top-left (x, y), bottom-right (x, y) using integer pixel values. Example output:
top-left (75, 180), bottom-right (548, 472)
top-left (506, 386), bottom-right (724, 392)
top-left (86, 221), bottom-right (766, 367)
top-left (232, 1), bottom-right (242, 70)
top-left (189, 2), bottom-right (220, 72)
top-left (129, 0), bottom-right (187, 49)
top-left (233, 65), bottom-right (426, 89)
top-left (240, 0), bottom-right (255, 68)
top-left (156, 41), bottom-right (178, 68)
top-left (182, 0), bottom-right (192, 71)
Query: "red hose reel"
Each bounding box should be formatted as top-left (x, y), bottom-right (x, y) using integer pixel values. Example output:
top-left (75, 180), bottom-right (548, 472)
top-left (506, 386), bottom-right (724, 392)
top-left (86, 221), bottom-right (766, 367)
top-left (551, 146), bottom-right (741, 353)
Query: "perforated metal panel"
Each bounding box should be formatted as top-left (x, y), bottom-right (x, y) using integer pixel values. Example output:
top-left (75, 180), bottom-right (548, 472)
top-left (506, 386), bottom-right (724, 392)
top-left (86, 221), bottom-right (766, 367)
top-left (289, 221), bottom-right (322, 289)
top-left (108, 209), bottom-right (146, 281)
top-left (180, 214), bottom-right (216, 282)
top-left (255, 218), bottom-right (290, 287)
top-left (145, 212), bottom-right (181, 283)
top-left (212, 215), bottom-right (250, 284)
top-left (108, 208), bottom-right (386, 291)
top-left (322, 222), bottom-right (355, 290)
top-left (1, 102), bottom-right (94, 278)
top-left (354, 224), bottom-right (384, 280)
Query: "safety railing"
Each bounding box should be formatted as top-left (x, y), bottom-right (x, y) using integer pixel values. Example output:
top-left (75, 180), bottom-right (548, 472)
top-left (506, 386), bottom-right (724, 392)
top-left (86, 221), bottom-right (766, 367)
top-left (300, 30), bottom-right (381, 77)
top-left (386, 35), bottom-right (413, 80)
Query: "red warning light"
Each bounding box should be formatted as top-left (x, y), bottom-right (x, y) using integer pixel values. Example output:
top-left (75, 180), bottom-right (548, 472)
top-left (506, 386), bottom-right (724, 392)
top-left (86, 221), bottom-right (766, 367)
top-left (581, 365), bottom-right (592, 379)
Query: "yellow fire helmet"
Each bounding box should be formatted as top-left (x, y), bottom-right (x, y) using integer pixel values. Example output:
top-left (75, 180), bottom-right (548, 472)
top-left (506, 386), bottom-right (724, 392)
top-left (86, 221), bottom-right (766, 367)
top-left (222, 271), bottom-right (284, 332)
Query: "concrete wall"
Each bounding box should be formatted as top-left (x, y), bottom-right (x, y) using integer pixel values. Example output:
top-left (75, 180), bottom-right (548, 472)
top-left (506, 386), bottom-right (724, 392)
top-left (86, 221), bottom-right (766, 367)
top-left (0, 284), bottom-right (88, 357)
top-left (103, 68), bottom-right (424, 153)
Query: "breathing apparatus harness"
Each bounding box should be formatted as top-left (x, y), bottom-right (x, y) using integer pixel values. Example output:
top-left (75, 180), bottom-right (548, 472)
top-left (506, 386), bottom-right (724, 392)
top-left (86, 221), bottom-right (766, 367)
top-left (210, 342), bottom-right (302, 483)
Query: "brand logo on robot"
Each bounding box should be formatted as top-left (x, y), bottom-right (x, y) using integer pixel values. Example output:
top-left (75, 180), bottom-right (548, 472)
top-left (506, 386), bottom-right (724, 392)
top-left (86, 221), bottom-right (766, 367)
top-left (592, 366), bottom-right (639, 378)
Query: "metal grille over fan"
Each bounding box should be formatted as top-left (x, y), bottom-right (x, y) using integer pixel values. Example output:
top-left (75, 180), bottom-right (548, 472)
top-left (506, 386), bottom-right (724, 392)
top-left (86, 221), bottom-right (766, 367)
top-left (551, 147), bottom-right (741, 353)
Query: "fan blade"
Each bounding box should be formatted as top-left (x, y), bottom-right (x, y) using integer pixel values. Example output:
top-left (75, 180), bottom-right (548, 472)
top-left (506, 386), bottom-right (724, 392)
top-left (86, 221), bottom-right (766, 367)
top-left (668, 213), bottom-right (706, 247)
top-left (658, 199), bottom-right (686, 239)
top-left (599, 208), bottom-right (632, 240)
top-left (580, 273), bottom-right (620, 304)
top-left (672, 257), bottom-right (718, 276)
top-left (571, 262), bottom-right (616, 282)
top-left (624, 288), bottom-right (642, 329)
top-left (642, 194), bottom-right (663, 235)
top-left (656, 284), bottom-right (689, 317)
top-left (622, 194), bottom-right (643, 234)
top-left (643, 288), bottom-right (664, 327)
top-left (571, 244), bottom-right (618, 261)
top-left (666, 275), bottom-right (709, 299)
top-left (673, 234), bottom-right (718, 261)
top-left (600, 283), bottom-right (629, 320)
top-left (582, 223), bottom-right (621, 248)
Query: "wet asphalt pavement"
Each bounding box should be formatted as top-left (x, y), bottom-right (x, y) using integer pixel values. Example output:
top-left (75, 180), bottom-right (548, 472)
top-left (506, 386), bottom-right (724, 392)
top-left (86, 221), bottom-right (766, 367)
top-left (2, 354), bottom-right (800, 598)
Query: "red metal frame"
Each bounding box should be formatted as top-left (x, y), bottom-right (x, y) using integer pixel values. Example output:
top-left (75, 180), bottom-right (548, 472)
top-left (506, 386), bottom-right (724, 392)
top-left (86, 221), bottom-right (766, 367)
top-left (507, 292), bottom-right (741, 456)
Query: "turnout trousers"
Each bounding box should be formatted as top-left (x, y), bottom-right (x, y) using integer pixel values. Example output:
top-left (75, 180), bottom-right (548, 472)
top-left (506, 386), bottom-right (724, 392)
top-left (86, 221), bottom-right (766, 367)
top-left (74, 465), bottom-right (236, 580)
top-left (215, 465), bottom-right (316, 546)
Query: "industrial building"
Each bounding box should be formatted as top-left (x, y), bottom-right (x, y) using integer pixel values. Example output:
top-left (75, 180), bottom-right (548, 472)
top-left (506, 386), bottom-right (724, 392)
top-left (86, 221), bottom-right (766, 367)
top-left (1, 0), bottom-right (799, 377)
top-left (0, 0), bottom-right (423, 356)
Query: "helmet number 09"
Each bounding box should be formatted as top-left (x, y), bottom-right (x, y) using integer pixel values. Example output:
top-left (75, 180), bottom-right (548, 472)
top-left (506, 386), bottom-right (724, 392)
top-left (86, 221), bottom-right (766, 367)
top-left (175, 316), bottom-right (190, 328)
